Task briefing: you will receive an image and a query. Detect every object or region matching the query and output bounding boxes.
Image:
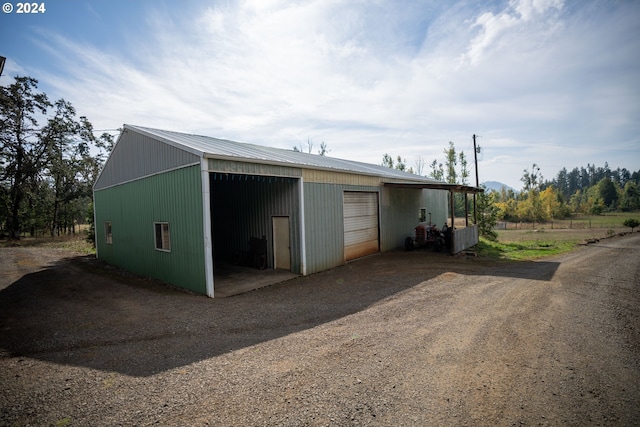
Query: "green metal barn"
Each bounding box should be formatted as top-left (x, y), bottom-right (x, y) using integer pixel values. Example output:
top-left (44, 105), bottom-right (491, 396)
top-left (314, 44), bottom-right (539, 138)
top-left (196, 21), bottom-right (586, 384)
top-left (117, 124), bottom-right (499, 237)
top-left (93, 125), bottom-right (478, 297)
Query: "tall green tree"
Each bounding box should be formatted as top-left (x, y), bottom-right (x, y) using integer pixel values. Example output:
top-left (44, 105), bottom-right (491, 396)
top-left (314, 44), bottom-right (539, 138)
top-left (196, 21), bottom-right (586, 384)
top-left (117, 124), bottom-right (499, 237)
top-left (1, 76), bottom-right (109, 239)
top-left (597, 177), bottom-right (618, 210)
top-left (41, 99), bottom-right (81, 236)
top-left (459, 151), bottom-right (469, 185)
top-left (0, 76), bottom-right (51, 238)
top-left (444, 141), bottom-right (457, 184)
top-left (429, 159), bottom-right (444, 181)
top-left (620, 181), bottom-right (640, 211)
top-left (381, 153), bottom-right (414, 174)
top-left (382, 153), bottom-right (394, 168)
top-left (521, 163), bottom-right (542, 192)
top-left (476, 185), bottom-right (499, 240)
top-left (519, 164), bottom-right (545, 222)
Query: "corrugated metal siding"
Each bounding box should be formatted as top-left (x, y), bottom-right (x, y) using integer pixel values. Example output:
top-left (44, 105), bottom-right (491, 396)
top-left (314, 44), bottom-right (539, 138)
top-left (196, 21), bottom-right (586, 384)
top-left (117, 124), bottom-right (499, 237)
top-left (303, 183), bottom-right (380, 274)
top-left (207, 158), bottom-right (301, 178)
top-left (210, 173), bottom-right (301, 273)
top-left (94, 165), bottom-right (206, 294)
top-left (303, 183), bottom-right (345, 274)
top-left (343, 192), bottom-right (379, 260)
top-left (453, 225), bottom-right (479, 254)
top-left (94, 129), bottom-right (200, 190)
top-left (380, 187), bottom-right (449, 251)
top-left (303, 169), bottom-right (381, 186)
top-left (423, 188), bottom-right (449, 228)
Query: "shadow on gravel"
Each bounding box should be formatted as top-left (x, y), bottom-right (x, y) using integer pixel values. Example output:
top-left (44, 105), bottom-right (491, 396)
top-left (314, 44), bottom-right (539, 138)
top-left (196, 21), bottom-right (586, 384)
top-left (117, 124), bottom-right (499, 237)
top-left (0, 250), bottom-right (559, 377)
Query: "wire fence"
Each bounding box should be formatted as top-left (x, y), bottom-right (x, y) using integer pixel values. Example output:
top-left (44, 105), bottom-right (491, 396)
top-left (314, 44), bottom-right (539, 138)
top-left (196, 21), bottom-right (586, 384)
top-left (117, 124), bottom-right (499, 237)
top-left (495, 220), bottom-right (622, 230)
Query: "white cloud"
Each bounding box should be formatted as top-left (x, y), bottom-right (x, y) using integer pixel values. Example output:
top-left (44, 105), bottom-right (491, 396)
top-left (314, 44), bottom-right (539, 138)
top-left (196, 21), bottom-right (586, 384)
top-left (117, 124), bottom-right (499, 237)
top-left (514, 0), bottom-right (563, 20)
top-left (461, 0), bottom-right (563, 66)
top-left (20, 0), bottom-right (640, 189)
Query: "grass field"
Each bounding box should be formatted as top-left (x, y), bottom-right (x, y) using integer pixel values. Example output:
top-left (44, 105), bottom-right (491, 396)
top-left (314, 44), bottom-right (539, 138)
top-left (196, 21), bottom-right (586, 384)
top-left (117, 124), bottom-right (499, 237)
top-left (496, 212), bottom-right (640, 230)
top-left (478, 212), bottom-right (640, 260)
top-left (0, 233), bottom-right (95, 254)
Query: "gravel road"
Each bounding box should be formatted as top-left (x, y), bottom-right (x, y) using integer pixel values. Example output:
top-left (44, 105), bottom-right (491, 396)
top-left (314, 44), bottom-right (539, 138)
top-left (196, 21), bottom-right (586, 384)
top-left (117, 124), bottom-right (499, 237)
top-left (1, 233), bottom-right (639, 426)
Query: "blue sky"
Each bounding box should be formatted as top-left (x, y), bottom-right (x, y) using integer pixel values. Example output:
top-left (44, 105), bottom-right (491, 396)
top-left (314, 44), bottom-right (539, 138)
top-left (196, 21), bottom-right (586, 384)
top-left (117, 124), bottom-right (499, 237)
top-left (2, 0), bottom-right (639, 190)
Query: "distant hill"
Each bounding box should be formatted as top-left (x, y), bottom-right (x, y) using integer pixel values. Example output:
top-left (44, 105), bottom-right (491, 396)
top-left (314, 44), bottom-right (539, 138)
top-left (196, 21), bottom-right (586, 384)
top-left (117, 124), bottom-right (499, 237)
top-left (482, 181), bottom-right (516, 193)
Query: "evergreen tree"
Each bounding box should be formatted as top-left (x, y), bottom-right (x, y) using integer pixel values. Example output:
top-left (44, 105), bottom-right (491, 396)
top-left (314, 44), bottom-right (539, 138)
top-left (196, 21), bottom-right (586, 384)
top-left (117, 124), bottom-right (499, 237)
top-left (597, 177), bottom-right (618, 210)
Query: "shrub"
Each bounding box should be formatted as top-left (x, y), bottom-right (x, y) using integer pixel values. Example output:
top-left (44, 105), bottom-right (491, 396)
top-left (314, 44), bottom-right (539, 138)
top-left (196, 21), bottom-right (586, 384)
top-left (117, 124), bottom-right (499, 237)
top-left (623, 218), bottom-right (640, 232)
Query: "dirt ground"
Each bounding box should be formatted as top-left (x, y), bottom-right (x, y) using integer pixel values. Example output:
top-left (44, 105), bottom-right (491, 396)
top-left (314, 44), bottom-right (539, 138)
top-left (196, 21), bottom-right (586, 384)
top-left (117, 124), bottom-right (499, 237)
top-left (0, 234), bottom-right (639, 426)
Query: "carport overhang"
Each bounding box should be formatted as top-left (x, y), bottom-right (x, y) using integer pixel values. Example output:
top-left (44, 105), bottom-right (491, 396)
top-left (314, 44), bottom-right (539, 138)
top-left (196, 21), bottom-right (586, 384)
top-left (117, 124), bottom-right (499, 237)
top-left (383, 180), bottom-right (483, 225)
top-left (383, 181), bottom-right (484, 194)
top-left (384, 181), bottom-right (484, 254)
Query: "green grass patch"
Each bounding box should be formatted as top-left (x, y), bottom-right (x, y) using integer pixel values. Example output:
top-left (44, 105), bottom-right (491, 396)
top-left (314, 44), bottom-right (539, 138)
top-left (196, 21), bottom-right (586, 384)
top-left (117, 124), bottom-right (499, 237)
top-left (477, 238), bottom-right (578, 260)
top-left (479, 217), bottom-right (640, 260)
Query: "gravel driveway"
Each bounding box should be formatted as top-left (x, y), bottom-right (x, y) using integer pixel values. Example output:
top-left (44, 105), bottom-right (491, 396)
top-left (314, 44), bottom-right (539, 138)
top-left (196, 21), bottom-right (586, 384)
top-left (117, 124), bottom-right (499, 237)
top-left (1, 234), bottom-right (639, 426)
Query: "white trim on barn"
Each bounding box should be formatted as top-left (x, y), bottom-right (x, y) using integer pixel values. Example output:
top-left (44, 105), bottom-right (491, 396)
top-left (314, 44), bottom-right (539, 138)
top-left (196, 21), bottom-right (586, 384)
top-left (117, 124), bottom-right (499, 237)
top-left (298, 177), bottom-right (307, 276)
top-left (201, 158), bottom-right (214, 297)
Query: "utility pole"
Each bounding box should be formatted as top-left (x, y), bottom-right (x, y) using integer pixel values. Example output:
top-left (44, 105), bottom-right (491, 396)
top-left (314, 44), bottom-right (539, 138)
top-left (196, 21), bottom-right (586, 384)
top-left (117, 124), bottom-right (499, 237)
top-left (473, 134), bottom-right (480, 224)
top-left (473, 134), bottom-right (479, 187)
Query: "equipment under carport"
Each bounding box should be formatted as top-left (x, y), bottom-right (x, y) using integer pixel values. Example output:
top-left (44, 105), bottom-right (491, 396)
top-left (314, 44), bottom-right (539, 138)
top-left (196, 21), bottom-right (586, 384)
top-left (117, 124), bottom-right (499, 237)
top-left (405, 223), bottom-right (446, 252)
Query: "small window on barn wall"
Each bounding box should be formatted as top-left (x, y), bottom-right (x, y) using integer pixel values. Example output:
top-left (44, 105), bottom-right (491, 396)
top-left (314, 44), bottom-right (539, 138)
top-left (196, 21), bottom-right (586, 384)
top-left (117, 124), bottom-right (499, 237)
top-left (104, 221), bottom-right (113, 244)
top-left (419, 208), bottom-right (427, 223)
top-left (154, 222), bottom-right (171, 252)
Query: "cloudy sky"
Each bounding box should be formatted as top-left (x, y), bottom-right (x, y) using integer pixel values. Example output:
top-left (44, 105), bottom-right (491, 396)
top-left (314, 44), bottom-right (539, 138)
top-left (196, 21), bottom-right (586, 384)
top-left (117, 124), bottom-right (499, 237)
top-left (2, 0), bottom-right (639, 189)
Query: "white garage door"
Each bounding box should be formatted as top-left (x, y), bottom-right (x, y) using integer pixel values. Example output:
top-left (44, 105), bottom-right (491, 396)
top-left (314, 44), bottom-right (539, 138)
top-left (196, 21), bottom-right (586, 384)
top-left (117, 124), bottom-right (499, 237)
top-left (343, 191), bottom-right (379, 261)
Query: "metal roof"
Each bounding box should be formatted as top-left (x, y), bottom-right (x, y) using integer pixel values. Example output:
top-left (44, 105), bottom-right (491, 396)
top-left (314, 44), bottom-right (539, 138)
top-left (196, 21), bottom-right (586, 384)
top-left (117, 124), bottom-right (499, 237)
top-left (384, 182), bottom-right (484, 193)
top-left (126, 124), bottom-right (452, 185)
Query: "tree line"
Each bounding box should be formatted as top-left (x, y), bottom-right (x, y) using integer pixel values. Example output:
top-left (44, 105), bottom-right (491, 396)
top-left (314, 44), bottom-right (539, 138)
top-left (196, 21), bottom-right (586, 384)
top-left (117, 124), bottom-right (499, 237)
top-left (382, 143), bottom-right (639, 238)
top-left (0, 76), bottom-right (113, 239)
top-left (543, 163), bottom-right (640, 213)
top-left (494, 163), bottom-right (640, 223)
